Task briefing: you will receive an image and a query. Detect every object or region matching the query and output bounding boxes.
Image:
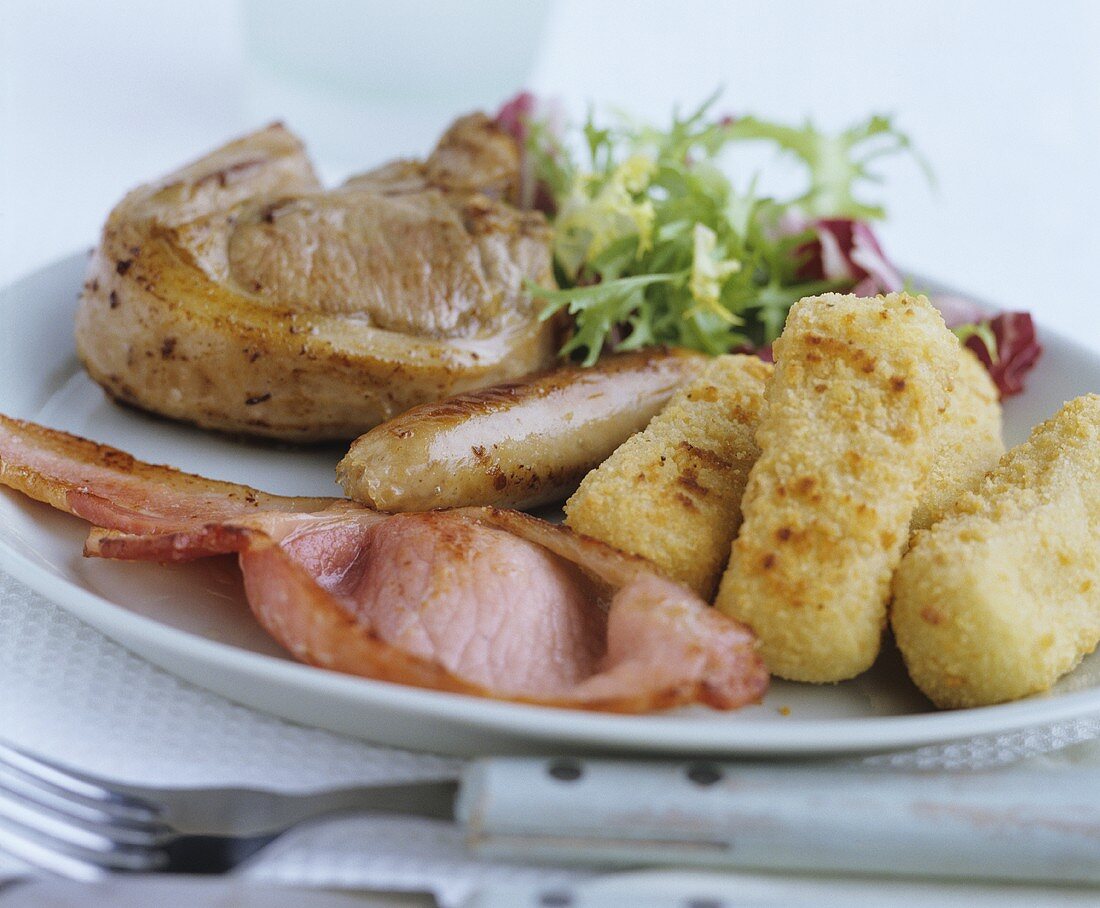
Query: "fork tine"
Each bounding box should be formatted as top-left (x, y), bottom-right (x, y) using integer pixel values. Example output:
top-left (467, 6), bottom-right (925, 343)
top-left (0, 763), bottom-right (169, 840)
top-left (0, 741), bottom-right (160, 824)
top-left (0, 742), bottom-right (178, 877)
top-left (0, 787), bottom-right (169, 857)
top-left (0, 821), bottom-right (108, 881)
top-left (0, 804), bottom-right (169, 874)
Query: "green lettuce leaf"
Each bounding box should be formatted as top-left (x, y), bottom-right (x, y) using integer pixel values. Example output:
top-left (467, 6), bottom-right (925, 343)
top-left (523, 93), bottom-right (925, 363)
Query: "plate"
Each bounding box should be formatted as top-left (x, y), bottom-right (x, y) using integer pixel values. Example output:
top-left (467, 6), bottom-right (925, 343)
top-left (2, 253), bottom-right (1099, 757)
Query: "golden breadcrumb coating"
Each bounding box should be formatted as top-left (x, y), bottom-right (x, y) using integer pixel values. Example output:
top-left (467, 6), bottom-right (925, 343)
top-left (564, 355), bottom-right (771, 599)
top-left (714, 293), bottom-right (957, 683)
top-left (912, 346), bottom-right (1004, 531)
top-left (892, 394), bottom-right (1100, 708)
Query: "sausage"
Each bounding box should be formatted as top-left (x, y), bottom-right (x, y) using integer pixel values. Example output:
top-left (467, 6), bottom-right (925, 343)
top-left (335, 348), bottom-right (707, 511)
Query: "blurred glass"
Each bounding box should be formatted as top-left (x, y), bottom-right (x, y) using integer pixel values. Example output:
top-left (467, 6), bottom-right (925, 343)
top-left (242, 0), bottom-right (551, 175)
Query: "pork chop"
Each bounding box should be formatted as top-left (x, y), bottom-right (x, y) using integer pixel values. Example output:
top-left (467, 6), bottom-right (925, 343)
top-left (76, 115), bottom-right (558, 441)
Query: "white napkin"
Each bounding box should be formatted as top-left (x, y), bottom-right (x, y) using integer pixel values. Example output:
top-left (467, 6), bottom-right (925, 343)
top-left (3, 567), bottom-right (1099, 905)
top-left (0, 570), bottom-right (594, 904)
top-left (0, 572), bottom-right (460, 792)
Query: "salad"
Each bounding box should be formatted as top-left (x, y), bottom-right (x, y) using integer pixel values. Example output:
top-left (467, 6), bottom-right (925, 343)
top-left (496, 92), bottom-right (1040, 397)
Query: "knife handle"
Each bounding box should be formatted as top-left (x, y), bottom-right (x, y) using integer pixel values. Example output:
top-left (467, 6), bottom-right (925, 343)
top-left (457, 757), bottom-right (1100, 884)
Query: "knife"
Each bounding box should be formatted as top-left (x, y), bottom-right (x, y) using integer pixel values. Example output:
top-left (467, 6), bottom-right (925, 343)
top-left (458, 757), bottom-right (1100, 885)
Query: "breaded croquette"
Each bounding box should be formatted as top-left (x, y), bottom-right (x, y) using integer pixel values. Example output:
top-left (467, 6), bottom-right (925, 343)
top-left (564, 355), bottom-right (771, 598)
top-left (892, 394), bottom-right (1100, 709)
top-left (714, 293), bottom-right (957, 683)
top-left (912, 346), bottom-right (1004, 531)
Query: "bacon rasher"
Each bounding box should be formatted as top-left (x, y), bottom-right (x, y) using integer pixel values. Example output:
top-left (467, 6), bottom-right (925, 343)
top-left (0, 414), bottom-right (767, 713)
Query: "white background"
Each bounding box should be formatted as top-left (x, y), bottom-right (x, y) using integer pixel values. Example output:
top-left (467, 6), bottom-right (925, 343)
top-left (1, 0), bottom-right (1097, 347)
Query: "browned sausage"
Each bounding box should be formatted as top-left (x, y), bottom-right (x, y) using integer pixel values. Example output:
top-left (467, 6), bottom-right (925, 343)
top-left (336, 348), bottom-right (707, 511)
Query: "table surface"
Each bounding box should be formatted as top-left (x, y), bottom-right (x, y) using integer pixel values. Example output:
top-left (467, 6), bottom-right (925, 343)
top-left (0, 0), bottom-right (1097, 351)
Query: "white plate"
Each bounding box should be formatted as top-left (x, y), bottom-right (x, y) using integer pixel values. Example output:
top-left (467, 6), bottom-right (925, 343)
top-left (2, 253), bottom-right (1099, 757)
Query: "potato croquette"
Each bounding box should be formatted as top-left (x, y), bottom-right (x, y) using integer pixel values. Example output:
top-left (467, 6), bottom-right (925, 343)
top-left (564, 355), bottom-right (771, 598)
top-left (892, 394), bottom-right (1100, 709)
top-left (911, 346), bottom-right (1004, 532)
top-left (714, 293), bottom-right (957, 683)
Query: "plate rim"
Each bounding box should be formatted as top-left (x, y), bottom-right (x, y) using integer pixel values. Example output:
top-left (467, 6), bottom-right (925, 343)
top-left (2, 250), bottom-right (1099, 757)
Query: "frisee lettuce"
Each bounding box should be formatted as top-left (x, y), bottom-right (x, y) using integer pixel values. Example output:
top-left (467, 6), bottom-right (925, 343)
top-left (521, 93), bottom-right (925, 364)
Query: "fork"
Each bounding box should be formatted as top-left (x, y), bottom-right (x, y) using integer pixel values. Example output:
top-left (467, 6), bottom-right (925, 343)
top-left (0, 740), bottom-right (456, 879)
top-left (6, 738), bottom-right (1100, 886)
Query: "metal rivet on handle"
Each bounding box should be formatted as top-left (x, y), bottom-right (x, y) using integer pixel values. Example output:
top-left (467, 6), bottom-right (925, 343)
top-left (539, 891), bottom-right (574, 907)
top-left (547, 759), bottom-right (584, 782)
top-left (685, 763), bottom-right (724, 786)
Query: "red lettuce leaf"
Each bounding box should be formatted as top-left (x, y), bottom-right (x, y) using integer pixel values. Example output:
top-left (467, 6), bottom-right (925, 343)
top-left (963, 312), bottom-right (1042, 399)
top-left (795, 218), bottom-right (904, 295)
top-left (931, 293), bottom-right (986, 329)
top-left (494, 91), bottom-right (560, 214)
top-left (495, 91), bottom-right (537, 144)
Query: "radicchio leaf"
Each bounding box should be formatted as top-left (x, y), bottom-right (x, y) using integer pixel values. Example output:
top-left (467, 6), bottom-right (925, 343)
top-left (796, 218), bottom-right (903, 295)
top-left (933, 293), bottom-right (987, 329)
top-left (963, 312), bottom-right (1042, 399)
top-left (495, 91), bottom-right (538, 143)
top-left (495, 91), bottom-right (563, 214)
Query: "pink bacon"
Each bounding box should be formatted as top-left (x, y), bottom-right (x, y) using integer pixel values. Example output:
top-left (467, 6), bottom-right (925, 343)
top-left (0, 414), bottom-right (767, 713)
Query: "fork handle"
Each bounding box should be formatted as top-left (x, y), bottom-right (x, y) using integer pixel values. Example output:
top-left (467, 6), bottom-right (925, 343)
top-left (458, 757), bottom-right (1100, 884)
